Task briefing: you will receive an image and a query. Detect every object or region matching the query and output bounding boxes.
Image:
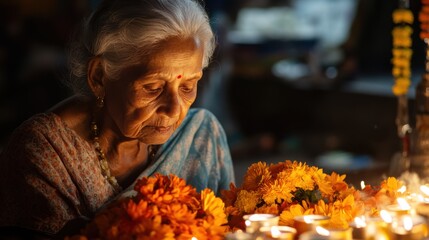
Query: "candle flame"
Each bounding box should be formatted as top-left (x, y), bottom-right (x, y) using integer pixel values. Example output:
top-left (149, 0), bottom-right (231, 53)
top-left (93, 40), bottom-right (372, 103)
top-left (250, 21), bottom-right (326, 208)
top-left (397, 197), bottom-right (411, 210)
top-left (354, 216), bottom-right (367, 228)
top-left (402, 216), bottom-right (413, 231)
top-left (398, 185), bottom-right (406, 194)
top-left (421, 185), bottom-right (429, 196)
top-left (315, 226), bottom-right (330, 236)
top-left (380, 210), bottom-right (393, 223)
top-left (361, 181), bottom-right (365, 190)
top-left (191, 237), bottom-right (198, 240)
top-left (271, 226), bottom-right (281, 237)
top-left (245, 220), bottom-right (251, 227)
top-left (303, 215), bottom-right (315, 223)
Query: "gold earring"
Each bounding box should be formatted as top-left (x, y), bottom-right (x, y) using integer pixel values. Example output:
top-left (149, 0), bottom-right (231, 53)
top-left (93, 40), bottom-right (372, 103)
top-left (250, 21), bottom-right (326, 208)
top-left (96, 96), bottom-right (104, 108)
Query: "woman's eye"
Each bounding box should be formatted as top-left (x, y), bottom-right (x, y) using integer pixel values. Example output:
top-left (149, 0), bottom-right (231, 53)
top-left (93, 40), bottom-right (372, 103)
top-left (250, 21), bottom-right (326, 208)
top-left (143, 85), bottom-right (163, 93)
top-left (180, 84), bottom-right (196, 93)
top-left (180, 84), bottom-right (195, 93)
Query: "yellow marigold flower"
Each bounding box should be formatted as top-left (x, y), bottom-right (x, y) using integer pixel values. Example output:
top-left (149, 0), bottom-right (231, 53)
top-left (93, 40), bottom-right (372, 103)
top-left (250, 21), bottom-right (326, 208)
top-left (287, 163), bottom-right (315, 190)
top-left (314, 200), bottom-right (331, 216)
top-left (201, 188), bottom-right (228, 227)
top-left (262, 178), bottom-right (294, 204)
top-left (255, 204), bottom-right (279, 215)
top-left (392, 67), bottom-right (411, 78)
top-left (392, 25), bottom-right (413, 37)
top-left (393, 85), bottom-right (408, 96)
top-left (242, 162), bottom-right (272, 191)
top-left (279, 203), bottom-right (313, 226)
top-left (333, 195), bottom-right (355, 221)
top-left (392, 48), bottom-right (413, 59)
top-left (391, 57), bottom-right (411, 68)
top-left (312, 169), bottom-right (334, 197)
top-left (328, 209), bottom-right (350, 229)
top-left (393, 9), bottom-right (414, 24)
top-left (235, 190), bottom-right (261, 213)
top-left (380, 177), bottom-right (403, 197)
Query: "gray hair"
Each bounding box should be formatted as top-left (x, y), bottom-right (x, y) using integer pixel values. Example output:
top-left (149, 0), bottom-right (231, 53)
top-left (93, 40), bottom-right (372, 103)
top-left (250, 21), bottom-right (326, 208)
top-left (65, 0), bottom-right (215, 96)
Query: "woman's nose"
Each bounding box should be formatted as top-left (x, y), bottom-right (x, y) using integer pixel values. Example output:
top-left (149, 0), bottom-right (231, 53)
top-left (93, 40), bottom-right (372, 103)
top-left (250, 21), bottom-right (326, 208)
top-left (158, 90), bottom-right (181, 118)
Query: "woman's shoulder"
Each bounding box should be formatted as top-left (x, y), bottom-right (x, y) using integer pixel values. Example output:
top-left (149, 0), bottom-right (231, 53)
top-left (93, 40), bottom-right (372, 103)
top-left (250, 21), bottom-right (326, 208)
top-left (2, 96), bottom-right (91, 156)
top-left (13, 112), bottom-right (63, 136)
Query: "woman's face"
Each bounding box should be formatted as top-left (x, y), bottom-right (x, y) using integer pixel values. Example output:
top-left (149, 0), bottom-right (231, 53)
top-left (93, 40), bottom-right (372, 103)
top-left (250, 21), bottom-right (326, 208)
top-left (103, 37), bottom-right (204, 145)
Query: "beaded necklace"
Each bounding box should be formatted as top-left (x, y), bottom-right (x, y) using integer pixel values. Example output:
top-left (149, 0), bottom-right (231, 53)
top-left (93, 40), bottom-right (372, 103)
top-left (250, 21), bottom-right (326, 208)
top-left (90, 120), bottom-right (160, 193)
top-left (91, 120), bottom-right (122, 193)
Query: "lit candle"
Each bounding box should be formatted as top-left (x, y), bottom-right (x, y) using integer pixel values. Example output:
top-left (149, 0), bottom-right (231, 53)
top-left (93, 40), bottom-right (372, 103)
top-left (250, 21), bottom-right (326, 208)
top-left (417, 184), bottom-right (429, 218)
top-left (298, 226), bottom-right (352, 240)
top-left (260, 225), bottom-right (297, 240)
top-left (224, 230), bottom-right (254, 240)
top-left (385, 197), bottom-right (412, 217)
top-left (243, 213), bottom-right (279, 234)
top-left (365, 215), bottom-right (391, 240)
top-left (390, 214), bottom-right (429, 240)
top-left (417, 202), bottom-right (429, 218)
top-left (349, 216), bottom-right (366, 239)
top-left (293, 215), bottom-right (330, 236)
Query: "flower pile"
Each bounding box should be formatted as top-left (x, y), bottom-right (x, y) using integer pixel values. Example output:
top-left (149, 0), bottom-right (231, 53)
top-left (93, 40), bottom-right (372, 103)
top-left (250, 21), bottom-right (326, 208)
top-left (221, 160), bottom-right (404, 231)
top-left (391, 6), bottom-right (414, 96)
top-left (67, 173), bottom-right (228, 240)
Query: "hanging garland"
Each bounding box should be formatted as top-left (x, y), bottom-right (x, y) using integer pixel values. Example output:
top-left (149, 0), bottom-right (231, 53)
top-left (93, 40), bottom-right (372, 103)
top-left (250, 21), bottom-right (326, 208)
top-left (392, 6), bottom-right (414, 96)
top-left (420, 0), bottom-right (429, 40)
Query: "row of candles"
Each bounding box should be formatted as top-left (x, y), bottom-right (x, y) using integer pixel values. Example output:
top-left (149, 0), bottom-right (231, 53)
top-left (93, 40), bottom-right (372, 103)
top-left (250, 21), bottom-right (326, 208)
top-left (225, 182), bottom-right (429, 240)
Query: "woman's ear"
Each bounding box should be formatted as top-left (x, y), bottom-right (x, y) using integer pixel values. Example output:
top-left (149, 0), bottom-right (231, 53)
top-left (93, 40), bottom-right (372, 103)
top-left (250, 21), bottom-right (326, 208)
top-left (87, 57), bottom-right (105, 98)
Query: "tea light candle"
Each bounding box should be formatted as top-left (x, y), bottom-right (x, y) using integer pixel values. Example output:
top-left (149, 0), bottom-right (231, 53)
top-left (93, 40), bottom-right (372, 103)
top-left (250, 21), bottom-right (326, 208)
top-left (243, 213), bottom-right (279, 234)
top-left (417, 202), bottom-right (429, 218)
top-left (298, 231), bottom-right (329, 240)
top-left (323, 227), bottom-right (353, 240)
top-left (385, 197), bottom-right (412, 217)
top-left (390, 214), bottom-right (429, 240)
top-left (260, 226), bottom-right (297, 240)
top-left (224, 230), bottom-right (254, 240)
top-left (385, 204), bottom-right (411, 217)
top-left (298, 226), bottom-right (352, 240)
top-left (293, 215), bottom-right (330, 236)
top-left (349, 216), bottom-right (366, 240)
top-left (364, 216), bottom-right (391, 240)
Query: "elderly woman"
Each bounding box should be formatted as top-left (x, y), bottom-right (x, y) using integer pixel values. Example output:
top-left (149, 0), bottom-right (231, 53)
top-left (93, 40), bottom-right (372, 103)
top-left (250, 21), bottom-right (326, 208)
top-left (0, 0), bottom-right (235, 237)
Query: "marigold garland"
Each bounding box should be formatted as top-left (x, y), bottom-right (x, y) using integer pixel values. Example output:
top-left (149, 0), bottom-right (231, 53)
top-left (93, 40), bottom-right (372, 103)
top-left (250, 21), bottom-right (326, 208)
top-left (66, 174), bottom-right (228, 240)
top-left (221, 160), bottom-right (404, 231)
top-left (420, 1), bottom-right (429, 39)
top-left (392, 6), bottom-right (414, 96)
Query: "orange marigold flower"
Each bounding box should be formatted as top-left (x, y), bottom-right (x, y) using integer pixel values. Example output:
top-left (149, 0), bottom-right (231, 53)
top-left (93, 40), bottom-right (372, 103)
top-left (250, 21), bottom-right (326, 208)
top-left (242, 162), bottom-right (272, 191)
top-left (234, 190), bottom-right (261, 213)
top-left (68, 174), bottom-right (227, 239)
top-left (221, 183), bottom-right (239, 207)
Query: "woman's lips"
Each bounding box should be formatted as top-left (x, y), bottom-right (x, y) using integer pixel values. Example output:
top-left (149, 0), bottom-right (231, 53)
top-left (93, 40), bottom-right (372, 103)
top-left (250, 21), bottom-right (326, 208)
top-left (154, 126), bottom-right (172, 133)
